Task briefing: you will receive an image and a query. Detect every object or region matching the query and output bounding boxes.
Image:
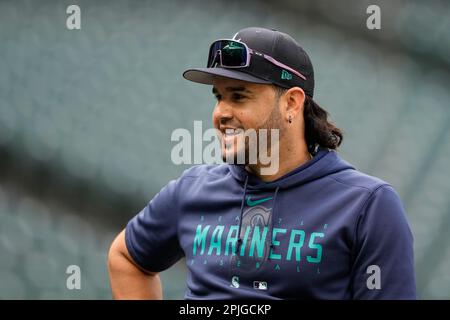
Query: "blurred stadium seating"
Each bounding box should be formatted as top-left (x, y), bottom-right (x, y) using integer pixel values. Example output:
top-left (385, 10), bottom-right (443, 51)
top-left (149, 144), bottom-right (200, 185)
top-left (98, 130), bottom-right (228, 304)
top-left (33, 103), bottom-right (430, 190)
top-left (0, 0), bottom-right (449, 299)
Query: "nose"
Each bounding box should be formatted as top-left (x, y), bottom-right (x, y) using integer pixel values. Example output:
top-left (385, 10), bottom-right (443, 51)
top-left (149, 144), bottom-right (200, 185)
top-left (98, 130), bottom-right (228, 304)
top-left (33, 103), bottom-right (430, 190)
top-left (213, 100), bottom-right (233, 126)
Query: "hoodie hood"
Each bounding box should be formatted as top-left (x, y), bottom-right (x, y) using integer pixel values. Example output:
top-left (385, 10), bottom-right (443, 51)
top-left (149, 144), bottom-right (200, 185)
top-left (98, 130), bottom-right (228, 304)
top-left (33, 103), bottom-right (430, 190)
top-left (228, 146), bottom-right (354, 190)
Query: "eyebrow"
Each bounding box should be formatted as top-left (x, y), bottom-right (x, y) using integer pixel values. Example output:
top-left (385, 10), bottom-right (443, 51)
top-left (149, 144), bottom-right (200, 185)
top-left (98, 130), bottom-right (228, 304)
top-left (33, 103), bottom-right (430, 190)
top-left (212, 86), bottom-right (253, 95)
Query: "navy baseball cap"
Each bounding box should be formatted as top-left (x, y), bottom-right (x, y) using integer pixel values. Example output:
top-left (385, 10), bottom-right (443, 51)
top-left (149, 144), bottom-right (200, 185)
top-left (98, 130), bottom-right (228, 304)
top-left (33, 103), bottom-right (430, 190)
top-left (183, 27), bottom-right (315, 97)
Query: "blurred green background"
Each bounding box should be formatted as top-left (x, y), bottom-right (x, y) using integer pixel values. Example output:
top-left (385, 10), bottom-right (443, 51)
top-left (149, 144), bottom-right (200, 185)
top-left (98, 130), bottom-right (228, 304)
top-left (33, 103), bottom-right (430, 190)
top-left (0, 0), bottom-right (449, 299)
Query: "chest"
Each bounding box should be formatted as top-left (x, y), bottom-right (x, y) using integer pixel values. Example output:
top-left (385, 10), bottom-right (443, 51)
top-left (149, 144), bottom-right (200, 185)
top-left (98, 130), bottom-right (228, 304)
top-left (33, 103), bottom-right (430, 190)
top-left (178, 194), bottom-right (356, 297)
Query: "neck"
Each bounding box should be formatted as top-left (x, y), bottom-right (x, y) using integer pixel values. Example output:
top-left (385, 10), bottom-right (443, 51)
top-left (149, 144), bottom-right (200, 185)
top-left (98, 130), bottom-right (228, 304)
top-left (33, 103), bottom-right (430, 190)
top-left (245, 140), bottom-right (312, 182)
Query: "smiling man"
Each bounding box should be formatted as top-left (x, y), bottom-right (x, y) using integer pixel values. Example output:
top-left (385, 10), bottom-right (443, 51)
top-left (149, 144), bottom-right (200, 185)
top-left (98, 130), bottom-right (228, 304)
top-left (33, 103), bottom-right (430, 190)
top-left (108, 27), bottom-right (416, 299)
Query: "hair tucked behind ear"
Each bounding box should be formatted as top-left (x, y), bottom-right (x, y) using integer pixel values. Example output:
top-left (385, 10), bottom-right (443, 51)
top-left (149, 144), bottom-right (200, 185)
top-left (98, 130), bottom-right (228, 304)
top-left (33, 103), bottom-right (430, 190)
top-left (273, 86), bottom-right (343, 154)
top-left (303, 95), bottom-right (343, 153)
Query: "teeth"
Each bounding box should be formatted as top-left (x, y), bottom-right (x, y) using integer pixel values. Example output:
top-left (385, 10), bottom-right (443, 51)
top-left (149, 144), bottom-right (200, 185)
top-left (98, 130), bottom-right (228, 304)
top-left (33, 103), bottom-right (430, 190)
top-left (224, 129), bottom-right (243, 136)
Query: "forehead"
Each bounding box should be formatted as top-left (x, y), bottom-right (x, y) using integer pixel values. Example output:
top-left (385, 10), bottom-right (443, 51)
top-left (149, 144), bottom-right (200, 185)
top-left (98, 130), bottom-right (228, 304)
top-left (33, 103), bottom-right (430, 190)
top-left (212, 76), bottom-right (271, 94)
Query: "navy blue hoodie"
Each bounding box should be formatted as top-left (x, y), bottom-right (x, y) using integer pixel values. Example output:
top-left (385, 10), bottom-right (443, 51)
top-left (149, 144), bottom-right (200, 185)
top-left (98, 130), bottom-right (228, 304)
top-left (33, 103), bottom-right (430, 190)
top-left (125, 148), bottom-right (416, 299)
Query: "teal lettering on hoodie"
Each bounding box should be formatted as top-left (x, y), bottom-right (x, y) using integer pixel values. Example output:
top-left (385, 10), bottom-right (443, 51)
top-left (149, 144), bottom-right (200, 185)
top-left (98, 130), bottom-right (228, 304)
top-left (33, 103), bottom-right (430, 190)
top-left (192, 224), bottom-right (323, 264)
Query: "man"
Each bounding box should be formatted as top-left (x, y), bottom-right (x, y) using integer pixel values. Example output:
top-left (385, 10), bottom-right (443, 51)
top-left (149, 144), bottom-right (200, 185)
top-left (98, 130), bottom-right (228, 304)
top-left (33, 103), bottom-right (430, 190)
top-left (108, 27), bottom-right (416, 299)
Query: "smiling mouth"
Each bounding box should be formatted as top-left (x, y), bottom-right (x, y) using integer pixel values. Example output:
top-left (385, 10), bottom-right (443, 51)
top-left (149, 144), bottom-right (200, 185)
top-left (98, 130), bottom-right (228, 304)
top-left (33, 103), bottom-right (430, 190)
top-left (221, 128), bottom-right (244, 137)
top-left (221, 128), bottom-right (244, 150)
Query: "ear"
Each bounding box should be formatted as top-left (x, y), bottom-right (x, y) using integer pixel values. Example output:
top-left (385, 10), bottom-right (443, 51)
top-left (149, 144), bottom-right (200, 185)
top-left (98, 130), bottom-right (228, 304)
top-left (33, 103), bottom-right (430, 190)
top-left (282, 87), bottom-right (305, 122)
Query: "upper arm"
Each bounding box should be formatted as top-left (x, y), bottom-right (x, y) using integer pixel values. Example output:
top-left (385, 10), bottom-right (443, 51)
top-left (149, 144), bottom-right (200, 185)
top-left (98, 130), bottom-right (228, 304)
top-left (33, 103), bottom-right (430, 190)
top-left (350, 185), bottom-right (416, 299)
top-left (108, 229), bottom-right (158, 276)
top-left (124, 179), bottom-right (184, 272)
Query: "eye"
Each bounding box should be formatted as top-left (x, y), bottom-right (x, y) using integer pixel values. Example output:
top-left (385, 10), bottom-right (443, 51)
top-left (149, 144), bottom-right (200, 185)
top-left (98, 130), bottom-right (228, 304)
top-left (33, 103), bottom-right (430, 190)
top-left (232, 93), bottom-right (246, 101)
top-left (214, 94), bottom-right (222, 101)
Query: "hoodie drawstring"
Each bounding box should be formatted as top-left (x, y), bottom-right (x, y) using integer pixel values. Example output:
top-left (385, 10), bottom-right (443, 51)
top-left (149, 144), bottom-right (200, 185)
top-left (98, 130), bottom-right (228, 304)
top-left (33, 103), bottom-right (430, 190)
top-left (268, 186), bottom-right (280, 258)
top-left (236, 175), bottom-right (248, 254)
top-left (236, 175), bottom-right (281, 259)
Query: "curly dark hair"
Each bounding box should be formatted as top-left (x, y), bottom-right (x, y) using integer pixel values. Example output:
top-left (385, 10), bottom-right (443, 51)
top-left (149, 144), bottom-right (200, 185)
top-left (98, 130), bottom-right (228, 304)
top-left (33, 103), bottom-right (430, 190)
top-left (274, 86), bottom-right (343, 154)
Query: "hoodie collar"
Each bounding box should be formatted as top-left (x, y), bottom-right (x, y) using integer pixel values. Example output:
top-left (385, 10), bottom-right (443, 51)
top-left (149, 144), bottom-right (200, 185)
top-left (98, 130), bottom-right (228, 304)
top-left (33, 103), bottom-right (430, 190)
top-left (228, 147), bottom-right (354, 190)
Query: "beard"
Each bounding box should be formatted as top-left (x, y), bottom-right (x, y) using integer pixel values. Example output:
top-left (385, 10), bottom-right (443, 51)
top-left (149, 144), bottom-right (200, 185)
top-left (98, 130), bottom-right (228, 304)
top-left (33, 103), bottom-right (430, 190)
top-left (221, 101), bottom-right (285, 165)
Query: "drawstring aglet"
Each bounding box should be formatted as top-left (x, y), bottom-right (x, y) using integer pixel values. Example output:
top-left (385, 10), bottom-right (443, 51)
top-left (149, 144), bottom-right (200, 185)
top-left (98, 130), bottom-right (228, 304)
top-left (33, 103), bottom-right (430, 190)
top-left (235, 238), bottom-right (243, 254)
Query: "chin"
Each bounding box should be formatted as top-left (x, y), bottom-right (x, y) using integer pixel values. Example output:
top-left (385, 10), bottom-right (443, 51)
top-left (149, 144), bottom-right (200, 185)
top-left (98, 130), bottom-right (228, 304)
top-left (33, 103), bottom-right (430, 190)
top-left (221, 145), bottom-right (248, 165)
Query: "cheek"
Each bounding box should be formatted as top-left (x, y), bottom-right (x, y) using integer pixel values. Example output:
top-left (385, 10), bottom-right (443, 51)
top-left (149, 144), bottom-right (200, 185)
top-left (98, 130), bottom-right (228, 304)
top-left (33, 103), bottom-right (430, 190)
top-left (242, 110), bottom-right (263, 128)
top-left (234, 112), bottom-right (248, 129)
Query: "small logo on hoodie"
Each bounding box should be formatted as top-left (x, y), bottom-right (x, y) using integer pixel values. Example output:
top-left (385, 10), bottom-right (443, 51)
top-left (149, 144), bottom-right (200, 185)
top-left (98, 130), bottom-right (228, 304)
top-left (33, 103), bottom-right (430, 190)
top-left (230, 276), bottom-right (240, 288)
top-left (253, 281), bottom-right (268, 290)
top-left (246, 196), bottom-right (273, 207)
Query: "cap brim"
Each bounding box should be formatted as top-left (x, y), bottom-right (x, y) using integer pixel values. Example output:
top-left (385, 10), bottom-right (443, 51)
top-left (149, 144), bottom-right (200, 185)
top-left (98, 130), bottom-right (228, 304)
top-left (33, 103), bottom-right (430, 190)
top-left (183, 67), bottom-right (271, 85)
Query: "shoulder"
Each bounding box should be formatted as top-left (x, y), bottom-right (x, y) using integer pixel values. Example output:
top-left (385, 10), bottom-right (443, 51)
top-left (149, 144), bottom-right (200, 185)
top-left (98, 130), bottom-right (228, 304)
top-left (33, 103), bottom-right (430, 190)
top-left (169, 164), bottom-right (232, 203)
top-left (327, 167), bottom-right (391, 195)
top-left (325, 166), bottom-right (405, 214)
top-left (328, 168), bottom-right (407, 227)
